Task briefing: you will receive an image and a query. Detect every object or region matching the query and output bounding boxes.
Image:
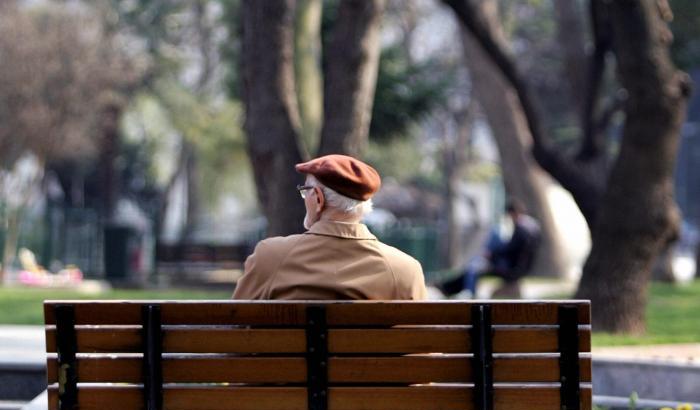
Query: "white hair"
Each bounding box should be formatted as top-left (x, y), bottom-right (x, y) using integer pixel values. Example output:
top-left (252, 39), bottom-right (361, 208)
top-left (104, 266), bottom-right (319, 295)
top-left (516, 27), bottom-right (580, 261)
top-left (307, 175), bottom-right (373, 217)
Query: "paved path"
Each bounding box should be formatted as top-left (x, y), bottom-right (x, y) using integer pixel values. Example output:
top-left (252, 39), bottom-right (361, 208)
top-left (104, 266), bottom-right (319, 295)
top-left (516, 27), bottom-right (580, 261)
top-left (0, 326), bottom-right (45, 369)
top-left (425, 278), bottom-right (579, 300)
top-left (593, 343), bottom-right (700, 365)
top-left (2, 309), bottom-right (700, 408)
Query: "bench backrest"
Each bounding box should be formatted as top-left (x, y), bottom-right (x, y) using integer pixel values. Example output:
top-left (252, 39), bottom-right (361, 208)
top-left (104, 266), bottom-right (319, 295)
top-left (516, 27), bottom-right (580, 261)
top-left (44, 300), bottom-right (591, 410)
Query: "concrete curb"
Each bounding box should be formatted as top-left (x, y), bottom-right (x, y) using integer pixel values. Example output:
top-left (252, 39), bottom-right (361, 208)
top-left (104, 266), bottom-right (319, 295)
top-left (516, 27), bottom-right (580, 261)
top-left (594, 394), bottom-right (700, 410)
top-left (20, 391), bottom-right (46, 410)
top-left (593, 357), bottom-right (700, 403)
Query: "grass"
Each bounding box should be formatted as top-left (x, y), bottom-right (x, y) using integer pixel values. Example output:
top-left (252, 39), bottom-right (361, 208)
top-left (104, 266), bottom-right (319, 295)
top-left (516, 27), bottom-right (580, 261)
top-left (592, 279), bottom-right (700, 346)
top-left (2, 280), bottom-right (700, 347)
top-left (0, 286), bottom-right (230, 325)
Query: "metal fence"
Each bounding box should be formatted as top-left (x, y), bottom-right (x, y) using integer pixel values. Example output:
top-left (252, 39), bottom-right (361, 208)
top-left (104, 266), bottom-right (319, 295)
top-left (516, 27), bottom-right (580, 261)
top-left (9, 205), bottom-right (105, 277)
top-left (372, 223), bottom-right (447, 274)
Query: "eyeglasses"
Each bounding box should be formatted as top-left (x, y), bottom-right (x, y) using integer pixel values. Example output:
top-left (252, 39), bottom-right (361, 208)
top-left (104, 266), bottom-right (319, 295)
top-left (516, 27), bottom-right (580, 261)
top-left (296, 184), bottom-right (315, 199)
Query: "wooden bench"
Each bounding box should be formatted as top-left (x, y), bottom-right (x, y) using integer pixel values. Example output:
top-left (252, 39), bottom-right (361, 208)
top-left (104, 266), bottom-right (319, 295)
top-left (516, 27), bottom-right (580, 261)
top-left (44, 300), bottom-right (591, 410)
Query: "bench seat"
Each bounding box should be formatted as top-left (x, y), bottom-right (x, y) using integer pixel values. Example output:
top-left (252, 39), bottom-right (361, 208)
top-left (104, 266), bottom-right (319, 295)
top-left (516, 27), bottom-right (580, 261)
top-left (44, 300), bottom-right (591, 410)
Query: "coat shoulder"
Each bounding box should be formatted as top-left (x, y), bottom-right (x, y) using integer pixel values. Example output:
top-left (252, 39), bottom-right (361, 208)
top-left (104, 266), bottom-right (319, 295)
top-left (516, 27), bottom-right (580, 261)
top-left (373, 241), bottom-right (426, 299)
top-left (255, 234), bottom-right (305, 254)
top-left (373, 241), bottom-right (423, 273)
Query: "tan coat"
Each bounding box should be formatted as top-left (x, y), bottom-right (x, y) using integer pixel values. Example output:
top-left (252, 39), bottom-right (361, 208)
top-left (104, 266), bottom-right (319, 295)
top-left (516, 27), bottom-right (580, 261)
top-left (232, 220), bottom-right (426, 300)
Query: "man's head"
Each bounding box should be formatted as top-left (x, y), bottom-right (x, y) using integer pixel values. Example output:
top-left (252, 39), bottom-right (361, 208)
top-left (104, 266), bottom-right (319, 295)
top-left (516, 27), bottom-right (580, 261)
top-left (295, 155), bottom-right (380, 229)
top-left (505, 198), bottom-right (526, 220)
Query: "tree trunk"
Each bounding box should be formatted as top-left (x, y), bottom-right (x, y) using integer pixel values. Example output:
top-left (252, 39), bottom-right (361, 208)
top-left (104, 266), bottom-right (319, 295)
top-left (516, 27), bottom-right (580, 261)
top-left (242, 0), bottom-right (306, 237)
top-left (459, 2), bottom-right (568, 277)
top-left (442, 110), bottom-right (472, 268)
top-left (294, 0), bottom-right (323, 154)
top-left (1, 211), bottom-right (19, 281)
top-left (193, 0), bottom-right (215, 93)
top-left (0, 197), bottom-right (7, 283)
top-left (98, 104), bottom-right (121, 221)
top-left (575, 0), bottom-right (690, 333)
top-left (444, 0), bottom-right (607, 227)
top-left (182, 141), bottom-right (200, 241)
top-left (553, 0), bottom-right (588, 115)
top-left (318, 0), bottom-right (385, 157)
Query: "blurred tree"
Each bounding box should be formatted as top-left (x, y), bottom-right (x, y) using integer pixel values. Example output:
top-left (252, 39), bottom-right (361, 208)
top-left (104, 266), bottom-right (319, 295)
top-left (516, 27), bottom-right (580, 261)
top-left (294, 0), bottom-right (324, 153)
top-left (317, 0), bottom-right (385, 156)
top-left (0, 3), bottom-right (141, 278)
top-left (220, 0), bottom-right (242, 100)
top-left (459, 1), bottom-right (568, 277)
top-left (155, 83), bottom-right (247, 213)
top-left (370, 46), bottom-right (452, 143)
top-left (668, 0), bottom-right (700, 70)
top-left (668, 0), bottom-right (700, 281)
top-left (241, 0), bottom-right (385, 236)
top-left (0, 5), bottom-right (138, 171)
top-left (447, 0), bottom-right (690, 333)
top-left (99, 0), bottom-right (246, 242)
top-left (576, 0), bottom-right (690, 333)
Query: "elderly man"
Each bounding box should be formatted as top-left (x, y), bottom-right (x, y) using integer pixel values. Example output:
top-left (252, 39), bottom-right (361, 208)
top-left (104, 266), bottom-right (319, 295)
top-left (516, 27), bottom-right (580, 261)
top-left (233, 154), bottom-right (426, 300)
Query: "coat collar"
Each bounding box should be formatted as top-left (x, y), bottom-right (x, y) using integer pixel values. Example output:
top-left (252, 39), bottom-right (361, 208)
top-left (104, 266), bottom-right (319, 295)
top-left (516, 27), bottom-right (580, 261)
top-left (306, 220), bottom-right (377, 240)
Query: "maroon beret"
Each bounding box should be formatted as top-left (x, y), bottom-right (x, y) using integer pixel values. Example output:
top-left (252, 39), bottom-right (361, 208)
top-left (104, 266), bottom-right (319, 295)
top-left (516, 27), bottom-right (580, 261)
top-left (295, 155), bottom-right (381, 201)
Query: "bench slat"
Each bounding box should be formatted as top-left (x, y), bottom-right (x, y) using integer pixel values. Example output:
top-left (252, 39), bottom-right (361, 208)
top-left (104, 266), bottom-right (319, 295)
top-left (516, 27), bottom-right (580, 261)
top-left (44, 301), bottom-right (591, 326)
top-left (48, 385), bottom-right (592, 410)
top-left (45, 327), bottom-right (591, 354)
top-left (46, 356), bottom-right (591, 384)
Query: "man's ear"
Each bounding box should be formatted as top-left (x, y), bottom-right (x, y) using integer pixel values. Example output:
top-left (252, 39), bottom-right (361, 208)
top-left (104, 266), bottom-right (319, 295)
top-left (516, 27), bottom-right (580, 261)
top-left (315, 187), bottom-right (324, 211)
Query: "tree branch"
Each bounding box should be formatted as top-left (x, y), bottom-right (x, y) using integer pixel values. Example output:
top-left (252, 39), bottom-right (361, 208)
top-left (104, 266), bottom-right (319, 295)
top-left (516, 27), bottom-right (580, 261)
top-left (445, 0), bottom-right (606, 225)
top-left (553, 0), bottom-right (588, 113)
top-left (442, 0), bottom-right (558, 168)
top-left (578, 0), bottom-right (613, 160)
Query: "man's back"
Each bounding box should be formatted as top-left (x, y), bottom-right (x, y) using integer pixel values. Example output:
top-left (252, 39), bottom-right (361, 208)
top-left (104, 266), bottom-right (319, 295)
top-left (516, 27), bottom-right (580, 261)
top-left (233, 220), bottom-right (426, 300)
top-left (493, 214), bottom-right (541, 279)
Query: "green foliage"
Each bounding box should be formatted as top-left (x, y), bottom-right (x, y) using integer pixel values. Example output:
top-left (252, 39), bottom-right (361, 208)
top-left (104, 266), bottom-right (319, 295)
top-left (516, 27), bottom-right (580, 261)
top-left (120, 81), bottom-right (251, 213)
top-left (0, 286), bottom-right (229, 325)
top-left (121, 94), bottom-right (177, 187)
top-left (155, 82), bottom-right (249, 209)
top-left (669, 0), bottom-right (700, 70)
top-left (364, 138), bottom-right (427, 184)
top-left (370, 46), bottom-right (453, 143)
top-left (504, 0), bottom-right (576, 131)
top-left (465, 162), bottom-right (501, 183)
top-left (592, 280), bottom-right (700, 346)
top-left (104, 0), bottom-right (188, 53)
top-left (219, 0), bottom-right (242, 100)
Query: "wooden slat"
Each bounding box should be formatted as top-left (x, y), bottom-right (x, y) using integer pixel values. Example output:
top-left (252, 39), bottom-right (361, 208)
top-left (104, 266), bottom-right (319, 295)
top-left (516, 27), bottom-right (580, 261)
top-left (48, 385), bottom-right (592, 410)
top-left (46, 356), bottom-right (591, 384)
top-left (329, 302), bottom-right (591, 326)
top-left (47, 357), bottom-right (305, 384)
top-left (45, 327), bottom-right (591, 354)
top-left (45, 328), bottom-right (307, 353)
top-left (494, 356), bottom-right (591, 382)
top-left (496, 328), bottom-right (591, 353)
top-left (45, 327), bottom-right (139, 353)
top-left (332, 328), bottom-right (591, 354)
top-left (44, 301), bottom-right (591, 326)
top-left (330, 356), bottom-right (592, 384)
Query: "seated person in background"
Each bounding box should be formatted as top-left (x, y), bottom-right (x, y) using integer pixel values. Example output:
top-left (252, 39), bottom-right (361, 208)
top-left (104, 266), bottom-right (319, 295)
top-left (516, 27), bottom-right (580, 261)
top-left (441, 198), bottom-right (541, 298)
top-left (233, 154), bottom-right (426, 300)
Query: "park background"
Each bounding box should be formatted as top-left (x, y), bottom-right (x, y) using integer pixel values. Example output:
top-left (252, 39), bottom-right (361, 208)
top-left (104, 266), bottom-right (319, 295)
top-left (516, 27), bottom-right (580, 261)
top-left (1, 0), bottom-right (700, 341)
top-left (4, 0), bottom-right (700, 408)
